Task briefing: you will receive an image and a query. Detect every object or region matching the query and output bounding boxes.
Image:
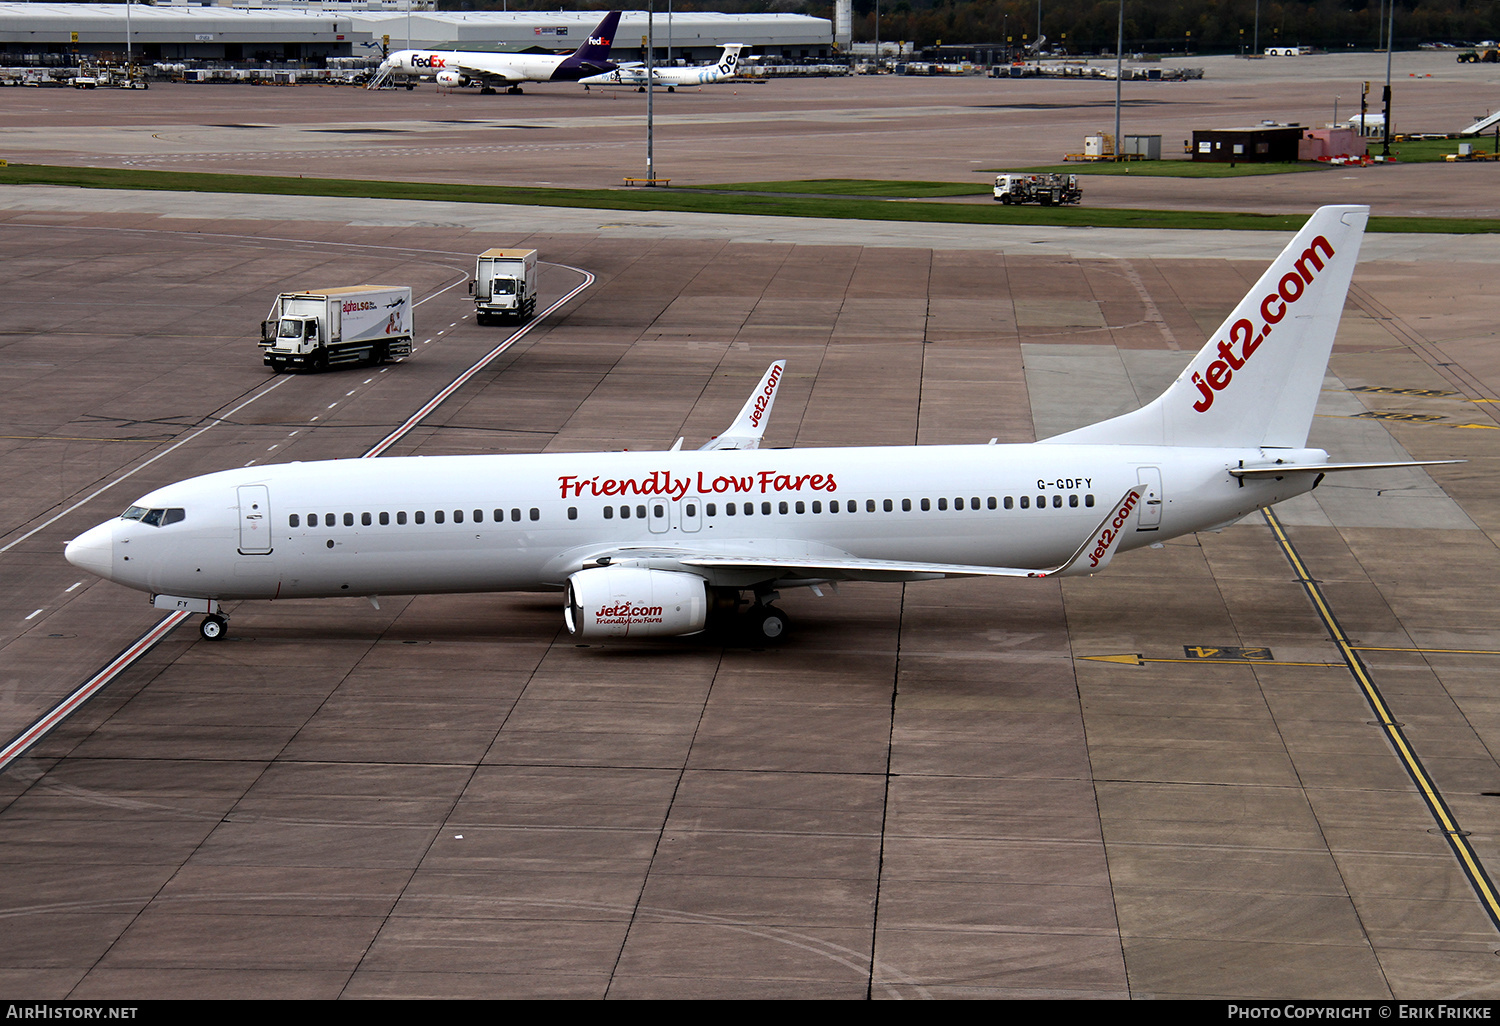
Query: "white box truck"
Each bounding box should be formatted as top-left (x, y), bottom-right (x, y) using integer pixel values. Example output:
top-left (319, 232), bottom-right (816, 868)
top-left (470, 249), bottom-right (538, 324)
top-left (260, 285), bottom-right (413, 372)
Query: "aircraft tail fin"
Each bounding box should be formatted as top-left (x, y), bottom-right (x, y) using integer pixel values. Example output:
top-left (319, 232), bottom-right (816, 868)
top-left (558, 10), bottom-right (622, 73)
top-left (718, 44), bottom-right (745, 76)
top-left (1044, 205), bottom-right (1369, 450)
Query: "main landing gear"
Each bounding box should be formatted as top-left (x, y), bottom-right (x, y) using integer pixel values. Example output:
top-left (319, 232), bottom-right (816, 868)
top-left (199, 613), bottom-right (228, 641)
top-left (709, 588), bottom-right (791, 645)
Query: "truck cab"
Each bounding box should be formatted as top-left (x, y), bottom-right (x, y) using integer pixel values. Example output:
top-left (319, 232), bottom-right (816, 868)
top-left (471, 249), bottom-right (539, 325)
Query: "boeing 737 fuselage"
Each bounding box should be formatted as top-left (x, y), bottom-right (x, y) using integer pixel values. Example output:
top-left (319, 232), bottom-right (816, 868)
top-left (66, 206), bottom-right (1448, 644)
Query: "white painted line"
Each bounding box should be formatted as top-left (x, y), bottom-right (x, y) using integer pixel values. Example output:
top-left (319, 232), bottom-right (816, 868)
top-left (25, 609), bottom-right (43, 620)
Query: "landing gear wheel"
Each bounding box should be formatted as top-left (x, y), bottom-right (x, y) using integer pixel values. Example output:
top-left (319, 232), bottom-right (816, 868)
top-left (200, 614), bottom-right (228, 641)
top-left (746, 606), bottom-right (789, 645)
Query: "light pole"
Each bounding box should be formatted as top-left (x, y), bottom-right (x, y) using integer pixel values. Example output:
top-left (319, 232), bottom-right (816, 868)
top-left (1114, 0), bottom-right (1123, 161)
top-left (1381, 0), bottom-right (1393, 157)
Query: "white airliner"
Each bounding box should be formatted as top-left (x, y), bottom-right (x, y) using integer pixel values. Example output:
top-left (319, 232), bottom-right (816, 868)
top-left (65, 206), bottom-right (1451, 644)
top-left (369, 11), bottom-right (620, 94)
top-left (580, 44), bottom-right (744, 92)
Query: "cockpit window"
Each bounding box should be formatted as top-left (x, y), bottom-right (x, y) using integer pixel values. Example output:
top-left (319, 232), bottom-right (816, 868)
top-left (120, 506), bottom-right (185, 527)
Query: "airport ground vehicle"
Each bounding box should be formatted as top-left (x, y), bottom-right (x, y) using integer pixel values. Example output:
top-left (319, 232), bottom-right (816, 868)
top-left (260, 285), bottom-right (413, 372)
top-left (470, 249), bottom-right (538, 324)
top-left (993, 173), bottom-right (1082, 205)
top-left (1457, 48), bottom-right (1500, 63)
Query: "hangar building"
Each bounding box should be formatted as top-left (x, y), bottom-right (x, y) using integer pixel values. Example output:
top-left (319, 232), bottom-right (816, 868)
top-left (0, 4), bottom-right (834, 63)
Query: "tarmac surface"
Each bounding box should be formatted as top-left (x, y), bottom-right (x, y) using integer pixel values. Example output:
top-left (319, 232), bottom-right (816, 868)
top-left (0, 55), bottom-right (1499, 999)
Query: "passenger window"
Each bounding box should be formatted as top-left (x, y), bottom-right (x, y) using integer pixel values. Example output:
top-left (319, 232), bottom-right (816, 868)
top-left (474, 509), bottom-right (483, 523)
top-left (866, 499), bottom-right (876, 513)
top-left (779, 502), bottom-right (788, 514)
top-left (726, 503), bottom-right (736, 516)
top-left (604, 506), bottom-right (614, 519)
top-left (812, 501), bottom-right (822, 513)
top-left (902, 499), bottom-right (912, 512)
top-left (511, 509), bottom-right (521, 522)
top-left (846, 500), bottom-right (856, 513)
top-left (568, 507), bottom-right (578, 520)
top-left (325, 514), bottom-right (336, 527)
top-left (530, 508), bottom-right (539, 521)
top-left (687, 503), bottom-right (698, 517)
top-left (829, 501), bottom-right (838, 514)
top-left (1069, 495), bottom-right (1079, 508)
top-left (434, 510), bottom-right (445, 524)
top-left (380, 512), bottom-right (390, 525)
top-left (454, 510), bottom-right (464, 524)
top-left (1086, 494), bottom-right (1095, 507)
top-left (744, 502), bottom-right (753, 516)
top-left (1036, 495), bottom-right (1045, 508)
top-left (397, 511), bottom-right (407, 525)
top-left (1053, 495), bottom-right (1063, 508)
top-left (494, 509), bottom-right (504, 522)
top-left (795, 501), bottom-right (805, 514)
top-left (289, 514), bottom-right (300, 528)
top-left (988, 497), bottom-right (997, 510)
top-left (707, 503), bottom-right (717, 517)
top-left (343, 513), bottom-right (354, 527)
top-left (1004, 497), bottom-right (1014, 510)
top-left (362, 512), bottom-right (372, 526)
top-left (921, 498), bottom-right (931, 512)
top-left (883, 499), bottom-right (893, 512)
top-left (415, 511), bottom-right (425, 524)
top-left (762, 502), bottom-right (771, 515)
top-left (654, 504), bottom-right (665, 518)
top-left (1020, 496), bottom-right (1030, 509)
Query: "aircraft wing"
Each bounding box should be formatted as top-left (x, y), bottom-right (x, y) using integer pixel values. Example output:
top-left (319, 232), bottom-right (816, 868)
top-left (588, 488), bottom-right (1144, 582)
top-left (1229, 459), bottom-right (1464, 479)
top-left (699, 361), bottom-right (786, 450)
top-left (452, 59), bottom-right (528, 85)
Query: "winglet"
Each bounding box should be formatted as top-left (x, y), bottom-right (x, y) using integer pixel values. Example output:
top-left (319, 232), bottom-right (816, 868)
top-left (1041, 487), bottom-right (1144, 578)
top-left (699, 361), bottom-right (786, 451)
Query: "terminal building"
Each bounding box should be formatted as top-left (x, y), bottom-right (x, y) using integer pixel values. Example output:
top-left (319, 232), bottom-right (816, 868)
top-left (0, 4), bottom-right (834, 64)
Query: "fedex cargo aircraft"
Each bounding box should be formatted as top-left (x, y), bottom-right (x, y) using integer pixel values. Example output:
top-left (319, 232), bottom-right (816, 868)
top-left (66, 206), bottom-right (1450, 644)
top-left (370, 11), bottom-right (620, 94)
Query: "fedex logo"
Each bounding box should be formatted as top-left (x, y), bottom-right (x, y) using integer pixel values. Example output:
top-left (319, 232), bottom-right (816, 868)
top-left (1191, 235), bottom-right (1335, 413)
top-left (589, 35), bottom-right (612, 47)
top-left (748, 364), bottom-right (781, 428)
top-left (411, 54), bottom-right (447, 68)
top-left (1087, 489), bottom-right (1141, 568)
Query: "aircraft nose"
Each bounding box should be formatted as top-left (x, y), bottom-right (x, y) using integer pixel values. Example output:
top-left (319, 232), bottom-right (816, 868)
top-left (65, 521), bottom-right (115, 580)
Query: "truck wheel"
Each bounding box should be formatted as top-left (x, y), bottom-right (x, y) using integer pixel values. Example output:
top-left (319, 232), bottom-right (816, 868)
top-left (313, 349), bottom-right (329, 372)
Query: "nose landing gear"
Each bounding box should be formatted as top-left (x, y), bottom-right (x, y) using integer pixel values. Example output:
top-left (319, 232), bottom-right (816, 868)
top-left (199, 614), bottom-right (228, 641)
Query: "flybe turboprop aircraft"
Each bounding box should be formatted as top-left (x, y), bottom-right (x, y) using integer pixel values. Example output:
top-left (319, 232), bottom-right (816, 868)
top-left (369, 11), bottom-right (620, 94)
top-left (580, 44), bottom-right (745, 92)
top-left (66, 206), bottom-right (1448, 644)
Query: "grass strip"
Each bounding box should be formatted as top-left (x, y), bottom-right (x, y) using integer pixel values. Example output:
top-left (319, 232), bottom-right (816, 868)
top-left (3, 163), bottom-right (1494, 234)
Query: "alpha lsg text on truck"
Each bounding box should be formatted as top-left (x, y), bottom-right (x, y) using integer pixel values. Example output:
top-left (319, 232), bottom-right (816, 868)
top-left (260, 285), bottom-right (414, 372)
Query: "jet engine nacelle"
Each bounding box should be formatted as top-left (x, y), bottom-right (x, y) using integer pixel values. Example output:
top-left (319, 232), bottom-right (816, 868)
top-left (435, 70), bottom-right (466, 87)
top-left (564, 566), bottom-right (708, 639)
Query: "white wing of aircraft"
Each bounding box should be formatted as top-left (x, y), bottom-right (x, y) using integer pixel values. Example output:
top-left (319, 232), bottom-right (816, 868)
top-left (580, 44), bottom-right (744, 92)
top-left (370, 11), bottom-right (621, 94)
top-left (66, 206), bottom-right (1461, 644)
